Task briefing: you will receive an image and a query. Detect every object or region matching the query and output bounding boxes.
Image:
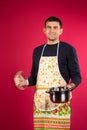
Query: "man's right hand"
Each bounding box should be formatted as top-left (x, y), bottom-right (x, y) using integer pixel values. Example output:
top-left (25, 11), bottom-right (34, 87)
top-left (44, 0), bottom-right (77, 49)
top-left (14, 71), bottom-right (28, 90)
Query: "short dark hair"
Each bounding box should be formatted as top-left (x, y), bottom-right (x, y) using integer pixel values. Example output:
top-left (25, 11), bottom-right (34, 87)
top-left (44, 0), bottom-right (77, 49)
top-left (44, 16), bottom-right (62, 28)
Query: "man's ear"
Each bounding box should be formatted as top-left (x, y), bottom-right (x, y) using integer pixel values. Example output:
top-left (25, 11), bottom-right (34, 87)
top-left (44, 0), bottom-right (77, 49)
top-left (59, 28), bottom-right (63, 35)
top-left (43, 27), bottom-right (46, 34)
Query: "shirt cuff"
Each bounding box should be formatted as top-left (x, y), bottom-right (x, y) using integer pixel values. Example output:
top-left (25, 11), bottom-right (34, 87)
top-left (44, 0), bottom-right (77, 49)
top-left (26, 79), bottom-right (29, 86)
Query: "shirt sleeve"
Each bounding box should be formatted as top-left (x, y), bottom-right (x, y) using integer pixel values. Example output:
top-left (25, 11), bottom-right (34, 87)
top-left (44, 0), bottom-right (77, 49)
top-left (27, 49), bottom-right (37, 86)
top-left (67, 47), bottom-right (82, 87)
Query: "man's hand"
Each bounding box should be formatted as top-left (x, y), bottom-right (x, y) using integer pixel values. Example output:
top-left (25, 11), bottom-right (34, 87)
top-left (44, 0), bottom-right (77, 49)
top-left (14, 71), bottom-right (28, 90)
top-left (67, 83), bottom-right (76, 90)
top-left (67, 83), bottom-right (76, 100)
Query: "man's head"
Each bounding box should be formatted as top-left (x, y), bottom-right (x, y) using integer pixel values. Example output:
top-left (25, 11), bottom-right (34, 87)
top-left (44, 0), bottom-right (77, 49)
top-left (44, 16), bottom-right (62, 28)
top-left (43, 16), bottom-right (63, 43)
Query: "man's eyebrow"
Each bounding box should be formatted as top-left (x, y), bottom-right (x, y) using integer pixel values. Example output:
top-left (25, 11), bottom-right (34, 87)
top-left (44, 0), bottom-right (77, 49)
top-left (46, 25), bottom-right (58, 27)
top-left (53, 26), bottom-right (58, 28)
top-left (46, 25), bottom-right (51, 27)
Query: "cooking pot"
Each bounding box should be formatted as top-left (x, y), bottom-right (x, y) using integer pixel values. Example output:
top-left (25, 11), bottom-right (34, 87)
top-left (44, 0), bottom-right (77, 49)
top-left (46, 86), bottom-right (72, 103)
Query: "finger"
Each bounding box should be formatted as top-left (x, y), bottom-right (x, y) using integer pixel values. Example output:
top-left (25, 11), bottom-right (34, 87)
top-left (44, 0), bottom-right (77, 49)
top-left (17, 75), bottom-right (24, 81)
top-left (14, 79), bottom-right (22, 86)
top-left (16, 71), bottom-right (23, 75)
top-left (15, 83), bottom-right (22, 87)
top-left (14, 76), bottom-right (24, 83)
top-left (69, 92), bottom-right (72, 100)
top-left (16, 85), bottom-right (25, 90)
top-left (14, 78), bottom-right (20, 84)
top-left (14, 75), bottom-right (22, 79)
top-left (15, 82), bottom-right (20, 86)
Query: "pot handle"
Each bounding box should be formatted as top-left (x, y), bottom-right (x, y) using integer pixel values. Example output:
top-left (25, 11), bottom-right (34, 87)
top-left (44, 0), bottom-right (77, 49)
top-left (68, 87), bottom-right (73, 91)
top-left (45, 91), bottom-right (55, 94)
top-left (45, 90), bottom-right (50, 94)
top-left (65, 85), bottom-right (73, 91)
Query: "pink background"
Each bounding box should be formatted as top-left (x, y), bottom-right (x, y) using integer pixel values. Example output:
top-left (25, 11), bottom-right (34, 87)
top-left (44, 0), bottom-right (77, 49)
top-left (0, 0), bottom-right (87, 130)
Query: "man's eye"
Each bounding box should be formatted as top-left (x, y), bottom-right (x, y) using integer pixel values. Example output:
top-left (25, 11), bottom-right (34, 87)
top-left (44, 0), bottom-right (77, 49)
top-left (54, 27), bottom-right (58, 29)
top-left (47, 26), bottom-right (51, 29)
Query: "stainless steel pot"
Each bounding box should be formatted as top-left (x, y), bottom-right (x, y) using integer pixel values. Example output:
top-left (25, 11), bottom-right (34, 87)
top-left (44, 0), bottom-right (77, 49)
top-left (46, 86), bottom-right (72, 103)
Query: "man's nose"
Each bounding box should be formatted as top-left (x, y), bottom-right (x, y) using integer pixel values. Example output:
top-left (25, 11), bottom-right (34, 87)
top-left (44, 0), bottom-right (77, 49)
top-left (50, 28), bottom-right (54, 32)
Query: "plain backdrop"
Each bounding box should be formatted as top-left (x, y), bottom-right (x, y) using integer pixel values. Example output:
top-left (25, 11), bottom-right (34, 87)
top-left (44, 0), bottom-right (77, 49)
top-left (0, 0), bottom-right (87, 130)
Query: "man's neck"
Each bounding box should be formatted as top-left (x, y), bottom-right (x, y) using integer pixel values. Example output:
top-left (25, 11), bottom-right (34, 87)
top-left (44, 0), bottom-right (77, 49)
top-left (47, 40), bottom-right (59, 45)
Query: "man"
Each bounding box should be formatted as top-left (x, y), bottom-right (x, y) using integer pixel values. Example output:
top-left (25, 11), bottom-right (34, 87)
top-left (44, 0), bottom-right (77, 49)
top-left (14, 16), bottom-right (81, 130)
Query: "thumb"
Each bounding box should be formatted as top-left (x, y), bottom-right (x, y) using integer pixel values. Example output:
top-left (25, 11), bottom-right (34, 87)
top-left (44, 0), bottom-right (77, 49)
top-left (69, 92), bottom-right (72, 100)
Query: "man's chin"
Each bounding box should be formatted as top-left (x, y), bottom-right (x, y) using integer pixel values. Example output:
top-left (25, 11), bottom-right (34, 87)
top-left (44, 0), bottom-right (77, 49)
top-left (48, 38), bottom-right (56, 41)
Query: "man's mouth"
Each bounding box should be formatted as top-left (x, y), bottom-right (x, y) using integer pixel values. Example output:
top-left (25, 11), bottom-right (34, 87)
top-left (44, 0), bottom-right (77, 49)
top-left (49, 33), bottom-right (55, 36)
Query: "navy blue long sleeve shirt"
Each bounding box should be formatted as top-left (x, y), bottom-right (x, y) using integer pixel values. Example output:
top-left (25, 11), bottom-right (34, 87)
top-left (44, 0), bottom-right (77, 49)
top-left (28, 42), bottom-right (81, 88)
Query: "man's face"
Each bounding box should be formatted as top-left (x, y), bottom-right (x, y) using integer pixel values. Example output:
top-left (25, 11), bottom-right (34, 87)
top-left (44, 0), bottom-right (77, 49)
top-left (43, 21), bottom-right (63, 42)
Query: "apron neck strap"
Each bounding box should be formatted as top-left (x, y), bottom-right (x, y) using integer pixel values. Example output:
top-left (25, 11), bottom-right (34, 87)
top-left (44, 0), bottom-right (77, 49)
top-left (41, 44), bottom-right (47, 56)
top-left (57, 42), bottom-right (59, 58)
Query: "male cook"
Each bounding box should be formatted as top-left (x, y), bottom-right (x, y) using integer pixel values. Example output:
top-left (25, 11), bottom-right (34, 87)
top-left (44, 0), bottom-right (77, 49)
top-left (14, 16), bottom-right (81, 130)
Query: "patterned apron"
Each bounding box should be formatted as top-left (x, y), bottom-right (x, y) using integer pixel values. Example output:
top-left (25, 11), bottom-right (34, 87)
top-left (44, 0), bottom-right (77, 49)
top-left (34, 43), bottom-right (71, 130)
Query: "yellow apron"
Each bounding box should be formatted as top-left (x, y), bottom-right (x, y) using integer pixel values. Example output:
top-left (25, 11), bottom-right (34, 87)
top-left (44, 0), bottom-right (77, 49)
top-left (34, 43), bottom-right (71, 130)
